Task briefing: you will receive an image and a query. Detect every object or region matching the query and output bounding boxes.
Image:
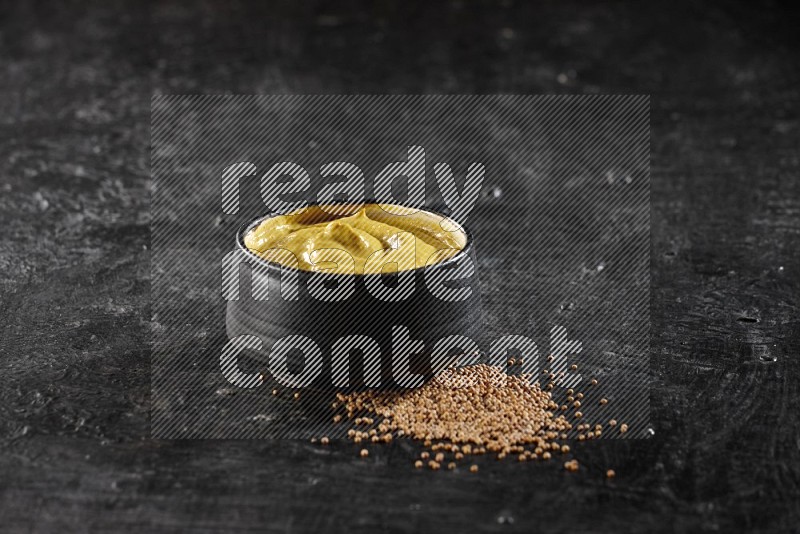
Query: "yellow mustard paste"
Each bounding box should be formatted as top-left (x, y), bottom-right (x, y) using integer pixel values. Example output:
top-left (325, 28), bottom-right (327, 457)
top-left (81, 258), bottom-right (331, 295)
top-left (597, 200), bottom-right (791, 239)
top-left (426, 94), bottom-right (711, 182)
top-left (244, 204), bottom-right (466, 275)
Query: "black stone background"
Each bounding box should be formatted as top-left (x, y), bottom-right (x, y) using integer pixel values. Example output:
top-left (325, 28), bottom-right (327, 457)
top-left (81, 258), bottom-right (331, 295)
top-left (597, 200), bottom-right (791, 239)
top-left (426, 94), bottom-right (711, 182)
top-left (1, 1), bottom-right (799, 532)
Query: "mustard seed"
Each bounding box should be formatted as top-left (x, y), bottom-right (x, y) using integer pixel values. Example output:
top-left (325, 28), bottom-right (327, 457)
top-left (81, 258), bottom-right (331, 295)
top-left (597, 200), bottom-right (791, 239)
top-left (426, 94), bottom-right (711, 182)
top-left (620, 424), bottom-right (628, 434)
top-left (470, 465), bottom-right (479, 473)
top-left (564, 460), bottom-right (579, 472)
top-left (360, 449), bottom-right (369, 458)
top-left (320, 437), bottom-right (329, 445)
top-left (448, 462), bottom-right (456, 470)
top-left (414, 460), bottom-right (423, 469)
top-left (606, 469), bottom-right (615, 479)
top-left (332, 364), bottom-right (590, 473)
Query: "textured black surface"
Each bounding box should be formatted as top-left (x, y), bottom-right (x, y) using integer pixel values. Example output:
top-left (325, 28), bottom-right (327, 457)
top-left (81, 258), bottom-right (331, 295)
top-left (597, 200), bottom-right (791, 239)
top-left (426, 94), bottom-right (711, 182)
top-left (1, 1), bottom-right (799, 532)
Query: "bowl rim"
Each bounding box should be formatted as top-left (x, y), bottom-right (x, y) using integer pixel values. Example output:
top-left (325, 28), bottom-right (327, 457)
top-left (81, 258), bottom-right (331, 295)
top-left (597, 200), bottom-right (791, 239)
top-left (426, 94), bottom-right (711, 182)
top-left (235, 201), bottom-right (476, 278)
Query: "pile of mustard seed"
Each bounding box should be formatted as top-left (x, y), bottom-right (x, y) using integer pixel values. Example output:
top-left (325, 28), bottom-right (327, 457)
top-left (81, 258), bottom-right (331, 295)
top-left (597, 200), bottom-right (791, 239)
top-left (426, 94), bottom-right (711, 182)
top-left (316, 363), bottom-right (623, 473)
top-left (313, 363), bottom-right (628, 473)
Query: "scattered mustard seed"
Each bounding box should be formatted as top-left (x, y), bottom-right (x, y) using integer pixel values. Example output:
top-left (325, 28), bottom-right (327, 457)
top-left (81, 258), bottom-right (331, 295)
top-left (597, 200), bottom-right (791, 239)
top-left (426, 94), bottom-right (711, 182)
top-left (564, 459), bottom-right (579, 472)
top-left (325, 364), bottom-right (627, 478)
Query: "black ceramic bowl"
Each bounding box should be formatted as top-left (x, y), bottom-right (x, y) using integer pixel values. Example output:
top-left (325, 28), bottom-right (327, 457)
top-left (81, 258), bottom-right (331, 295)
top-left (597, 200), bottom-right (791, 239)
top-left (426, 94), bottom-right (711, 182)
top-left (225, 204), bottom-right (483, 390)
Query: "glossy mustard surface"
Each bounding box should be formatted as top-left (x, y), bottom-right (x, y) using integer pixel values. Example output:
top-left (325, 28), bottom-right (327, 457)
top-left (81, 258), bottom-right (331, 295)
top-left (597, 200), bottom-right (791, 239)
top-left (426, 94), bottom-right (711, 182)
top-left (244, 204), bottom-right (466, 274)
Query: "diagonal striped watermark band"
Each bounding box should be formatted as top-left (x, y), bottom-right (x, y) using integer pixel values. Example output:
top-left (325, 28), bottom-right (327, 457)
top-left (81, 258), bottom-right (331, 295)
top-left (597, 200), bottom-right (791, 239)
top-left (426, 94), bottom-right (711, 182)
top-left (151, 95), bottom-right (650, 439)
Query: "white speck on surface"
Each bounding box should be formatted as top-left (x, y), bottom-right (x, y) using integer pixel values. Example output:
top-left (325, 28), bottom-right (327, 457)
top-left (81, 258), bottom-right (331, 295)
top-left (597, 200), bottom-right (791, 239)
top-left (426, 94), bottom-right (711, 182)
top-left (499, 27), bottom-right (515, 40)
top-left (496, 512), bottom-right (515, 524)
top-left (34, 191), bottom-right (49, 211)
